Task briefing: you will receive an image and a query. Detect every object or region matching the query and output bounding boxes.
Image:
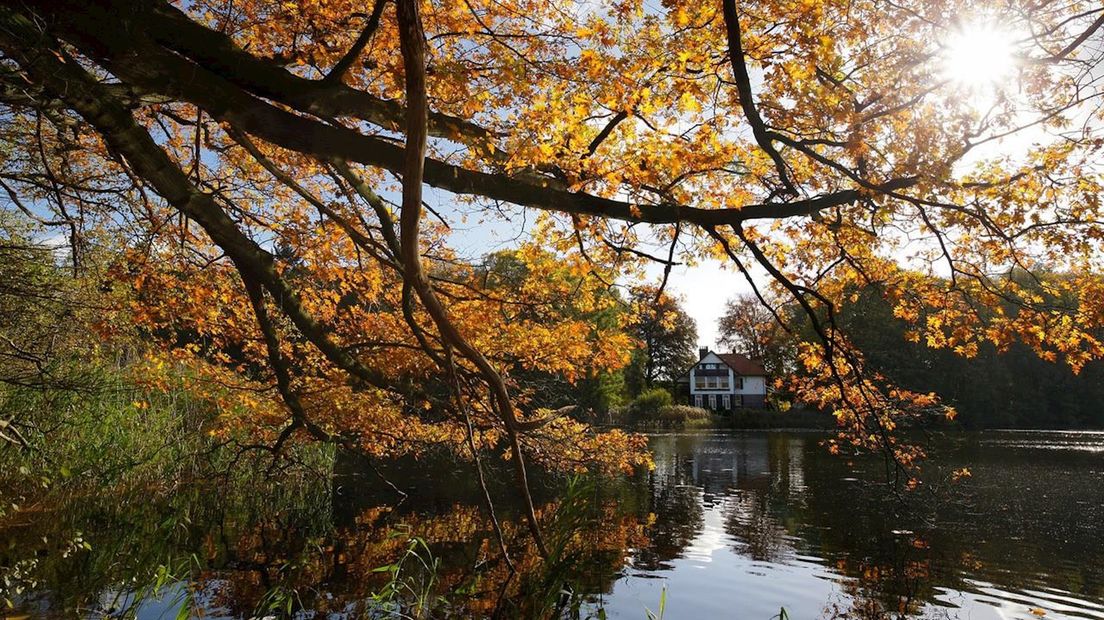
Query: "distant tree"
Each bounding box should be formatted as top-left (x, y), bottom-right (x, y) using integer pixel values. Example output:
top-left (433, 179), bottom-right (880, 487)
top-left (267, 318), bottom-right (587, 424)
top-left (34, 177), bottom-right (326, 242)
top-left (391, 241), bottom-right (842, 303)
top-left (626, 291), bottom-right (698, 395)
top-left (810, 281), bottom-right (1104, 430)
top-left (0, 211), bottom-right (113, 446)
top-left (717, 294), bottom-right (794, 376)
top-left (480, 249), bottom-right (630, 415)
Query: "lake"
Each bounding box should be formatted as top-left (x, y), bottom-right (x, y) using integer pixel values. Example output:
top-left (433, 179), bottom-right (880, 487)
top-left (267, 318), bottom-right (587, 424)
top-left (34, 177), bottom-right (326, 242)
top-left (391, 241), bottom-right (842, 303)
top-left (595, 430), bottom-right (1104, 619)
top-left (3, 430), bottom-right (1103, 618)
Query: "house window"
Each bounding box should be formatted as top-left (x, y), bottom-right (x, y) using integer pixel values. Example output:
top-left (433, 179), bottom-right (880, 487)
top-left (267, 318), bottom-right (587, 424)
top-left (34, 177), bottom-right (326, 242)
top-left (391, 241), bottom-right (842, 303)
top-left (708, 395), bottom-right (717, 409)
top-left (694, 376), bottom-right (706, 390)
top-left (694, 395), bottom-right (703, 408)
top-left (706, 376), bottom-right (717, 389)
top-left (735, 377), bottom-right (744, 389)
top-left (718, 375), bottom-right (730, 390)
top-left (722, 394), bottom-right (730, 410)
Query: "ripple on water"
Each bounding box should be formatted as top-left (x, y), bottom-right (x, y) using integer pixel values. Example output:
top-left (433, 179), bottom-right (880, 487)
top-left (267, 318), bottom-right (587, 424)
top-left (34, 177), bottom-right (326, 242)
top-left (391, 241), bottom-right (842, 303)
top-left (940, 579), bottom-right (1104, 620)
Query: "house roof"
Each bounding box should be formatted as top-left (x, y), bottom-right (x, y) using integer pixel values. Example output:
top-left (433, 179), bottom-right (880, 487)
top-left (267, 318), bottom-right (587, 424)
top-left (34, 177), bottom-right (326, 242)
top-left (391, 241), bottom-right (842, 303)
top-left (717, 353), bottom-right (767, 376)
top-left (676, 350), bottom-right (767, 381)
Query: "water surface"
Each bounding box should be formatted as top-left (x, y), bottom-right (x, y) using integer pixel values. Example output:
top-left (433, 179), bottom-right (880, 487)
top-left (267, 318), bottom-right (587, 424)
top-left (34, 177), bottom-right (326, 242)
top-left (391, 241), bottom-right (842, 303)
top-left (596, 430), bottom-right (1104, 619)
top-left (3, 430), bottom-right (1103, 618)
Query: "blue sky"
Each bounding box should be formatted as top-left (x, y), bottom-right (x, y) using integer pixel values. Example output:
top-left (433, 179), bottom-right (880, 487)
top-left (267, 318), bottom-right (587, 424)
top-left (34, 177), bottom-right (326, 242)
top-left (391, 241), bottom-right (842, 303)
top-left (430, 185), bottom-right (758, 350)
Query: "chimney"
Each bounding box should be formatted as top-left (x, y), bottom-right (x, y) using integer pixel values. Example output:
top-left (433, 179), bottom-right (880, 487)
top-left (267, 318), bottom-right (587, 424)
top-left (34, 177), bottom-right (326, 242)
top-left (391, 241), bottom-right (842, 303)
top-left (699, 346), bottom-right (709, 359)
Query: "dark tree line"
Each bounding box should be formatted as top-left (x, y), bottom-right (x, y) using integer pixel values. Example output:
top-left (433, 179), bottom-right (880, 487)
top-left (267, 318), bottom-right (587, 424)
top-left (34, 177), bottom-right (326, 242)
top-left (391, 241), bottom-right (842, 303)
top-left (714, 282), bottom-right (1104, 429)
top-left (626, 291), bottom-right (699, 396)
top-left (810, 285), bottom-right (1104, 429)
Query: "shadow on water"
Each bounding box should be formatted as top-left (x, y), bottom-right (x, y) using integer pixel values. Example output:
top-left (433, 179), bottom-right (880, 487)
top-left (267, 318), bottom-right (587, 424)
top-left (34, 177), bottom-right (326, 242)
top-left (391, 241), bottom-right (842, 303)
top-left (2, 431), bottom-right (1103, 618)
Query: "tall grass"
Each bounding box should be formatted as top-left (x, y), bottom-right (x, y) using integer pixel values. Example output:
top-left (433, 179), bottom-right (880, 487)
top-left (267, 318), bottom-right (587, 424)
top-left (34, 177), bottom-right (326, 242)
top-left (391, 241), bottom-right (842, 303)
top-left (0, 358), bottom-right (335, 508)
top-left (0, 363), bottom-right (210, 496)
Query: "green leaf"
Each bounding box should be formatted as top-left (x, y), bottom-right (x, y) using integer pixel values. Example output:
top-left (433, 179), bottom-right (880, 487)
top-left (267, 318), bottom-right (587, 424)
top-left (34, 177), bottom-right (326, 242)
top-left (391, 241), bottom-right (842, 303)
top-left (175, 598), bottom-right (191, 620)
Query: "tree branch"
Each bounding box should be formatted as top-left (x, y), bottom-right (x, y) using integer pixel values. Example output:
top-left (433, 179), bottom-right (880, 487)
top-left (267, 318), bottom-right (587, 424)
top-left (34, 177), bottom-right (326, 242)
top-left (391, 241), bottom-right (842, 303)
top-left (322, 0), bottom-right (389, 84)
top-left (393, 0), bottom-right (549, 558)
top-left (721, 0), bottom-right (796, 195)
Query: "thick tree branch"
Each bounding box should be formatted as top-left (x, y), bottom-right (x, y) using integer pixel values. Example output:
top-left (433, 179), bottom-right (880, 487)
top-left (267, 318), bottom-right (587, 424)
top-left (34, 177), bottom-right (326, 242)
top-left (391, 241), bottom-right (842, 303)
top-left (583, 110), bottom-right (628, 158)
top-left (721, 0), bottom-right (797, 195)
top-left (0, 9), bottom-right (408, 399)
top-left (393, 0), bottom-right (549, 558)
top-left (24, 0), bottom-right (910, 231)
top-left (141, 0), bottom-right (495, 146)
top-left (323, 0), bottom-right (389, 84)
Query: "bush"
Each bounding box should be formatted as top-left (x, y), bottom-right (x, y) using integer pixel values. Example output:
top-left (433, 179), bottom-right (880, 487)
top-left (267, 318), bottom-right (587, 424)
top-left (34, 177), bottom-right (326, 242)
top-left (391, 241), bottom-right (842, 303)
top-left (628, 388), bottom-right (673, 420)
top-left (656, 405), bottom-right (711, 423)
top-left (612, 391), bottom-right (718, 428)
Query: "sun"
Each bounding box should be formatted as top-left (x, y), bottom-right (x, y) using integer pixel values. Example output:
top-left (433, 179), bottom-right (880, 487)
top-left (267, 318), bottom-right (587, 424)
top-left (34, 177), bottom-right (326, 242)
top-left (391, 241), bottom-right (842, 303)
top-left (942, 22), bottom-right (1018, 88)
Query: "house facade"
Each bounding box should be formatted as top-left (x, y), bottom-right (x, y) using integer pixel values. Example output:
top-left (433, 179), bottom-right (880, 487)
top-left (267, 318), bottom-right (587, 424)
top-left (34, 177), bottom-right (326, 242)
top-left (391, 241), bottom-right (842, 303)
top-left (677, 347), bottom-right (768, 410)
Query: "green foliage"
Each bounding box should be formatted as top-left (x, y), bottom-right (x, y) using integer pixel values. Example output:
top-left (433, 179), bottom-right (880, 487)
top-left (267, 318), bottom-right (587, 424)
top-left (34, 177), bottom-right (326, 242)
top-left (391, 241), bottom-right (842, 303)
top-left (0, 214), bottom-right (100, 446)
top-left (655, 405), bottom-right (711, 425)
top-left (615, 391), bottom-right (717, 428)
top-left (369, 530), bottom-right (443, 618)
top-left (822, 284), bottom-right (1104, 429)
top-left (0, 456), bottom-right (337, 617)
top-left (629, 388), bottom-right (673, 418)
top-left (582, 369), bottom-right (628, 412)
top-left (644, 587), bottom-right (667, 620)
top-left (626, 292), bottom-right (698, 396)
top-left (0, 364), bottom-right (212, 496)
top-left (511, 475), bottom-right (627, 619)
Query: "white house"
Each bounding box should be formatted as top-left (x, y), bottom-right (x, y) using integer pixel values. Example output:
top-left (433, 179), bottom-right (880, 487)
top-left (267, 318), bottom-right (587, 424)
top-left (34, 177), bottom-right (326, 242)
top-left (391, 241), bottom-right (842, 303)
top-left (676, 347), bottom-right (768, 411)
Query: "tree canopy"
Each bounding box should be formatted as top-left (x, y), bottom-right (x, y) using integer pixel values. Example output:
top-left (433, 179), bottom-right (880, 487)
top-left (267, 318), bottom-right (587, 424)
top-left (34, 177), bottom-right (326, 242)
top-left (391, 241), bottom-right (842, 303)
top-left (626, 290), bottom-right (698, 395)
top-left (718, 293), bottom-right (794, 376)
top-left (821, 278), bottom-right (1104, 430)
top-left (0, 0), bottom-right (1102, 528)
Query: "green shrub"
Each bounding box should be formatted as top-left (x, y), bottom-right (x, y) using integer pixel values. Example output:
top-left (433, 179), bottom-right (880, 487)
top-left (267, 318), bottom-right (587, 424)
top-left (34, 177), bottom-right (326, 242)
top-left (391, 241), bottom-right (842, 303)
top-left (628, 388), bottom-right (673, 420)
top-left (682, 416), bottom-right (716, 429)
top-left (613, 392), bottom-right (720, 428)
top-left (656, 405), bottom-right (711, 423)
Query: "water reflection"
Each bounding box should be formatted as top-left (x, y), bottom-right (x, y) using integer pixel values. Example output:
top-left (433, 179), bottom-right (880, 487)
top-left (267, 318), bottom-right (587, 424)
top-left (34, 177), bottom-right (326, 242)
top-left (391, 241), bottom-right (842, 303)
top-left (602, 431), bottom-right (1104, 620)
top-left (2, 431), bottom-right (1103, 619)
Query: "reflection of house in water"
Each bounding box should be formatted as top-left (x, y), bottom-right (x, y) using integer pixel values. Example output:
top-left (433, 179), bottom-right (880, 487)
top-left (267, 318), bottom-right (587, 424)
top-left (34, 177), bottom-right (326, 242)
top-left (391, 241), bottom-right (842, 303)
top-left (649, 433), bottom-right (806, 500)
top-left (637, 433), bottom-right (811, 569)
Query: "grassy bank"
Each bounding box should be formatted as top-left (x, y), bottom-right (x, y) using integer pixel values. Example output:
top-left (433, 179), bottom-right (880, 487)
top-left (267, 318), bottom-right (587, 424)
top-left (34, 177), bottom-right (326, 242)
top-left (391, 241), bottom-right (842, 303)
top-left (609, 388), bottom-right (834, 430)
top-left (621, 408), bottom-right (834, 431)
top-left (713, 408), bottom-right (835, 430)
top-left (0, 360), bottom-right (334, 510)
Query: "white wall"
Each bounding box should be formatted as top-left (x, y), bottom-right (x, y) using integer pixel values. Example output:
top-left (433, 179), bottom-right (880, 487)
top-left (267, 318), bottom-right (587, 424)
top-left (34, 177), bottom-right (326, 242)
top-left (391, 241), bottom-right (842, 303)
top-left (735, 376), bottom-right (766, 395)
top-left (688, 353), bottom-right (766, 396)
top-left (688, 353), bottom-right (730, 396)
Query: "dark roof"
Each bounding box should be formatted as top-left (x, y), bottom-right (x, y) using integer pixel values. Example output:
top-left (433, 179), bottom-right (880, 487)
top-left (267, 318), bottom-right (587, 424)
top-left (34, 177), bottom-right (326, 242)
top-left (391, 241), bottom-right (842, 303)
top-left (717, 353), bottom-right (767, 376)
top-left (676, 351), bottom-right (767, 381)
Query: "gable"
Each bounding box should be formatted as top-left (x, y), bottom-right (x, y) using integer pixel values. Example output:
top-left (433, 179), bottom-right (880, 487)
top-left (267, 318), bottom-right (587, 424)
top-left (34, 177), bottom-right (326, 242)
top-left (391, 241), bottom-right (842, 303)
top-left (677, 352), bottom-right (722, 382)
top-left (698, 352), bottom-right (724, 365)
top-left (677, 350), bottom-right (768, 381)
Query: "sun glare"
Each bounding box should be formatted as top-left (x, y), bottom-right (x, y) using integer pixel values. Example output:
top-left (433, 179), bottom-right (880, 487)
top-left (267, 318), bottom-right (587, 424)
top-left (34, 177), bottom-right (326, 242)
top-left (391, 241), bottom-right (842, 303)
top-left (942, 23), bottom-right (1017, 89)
